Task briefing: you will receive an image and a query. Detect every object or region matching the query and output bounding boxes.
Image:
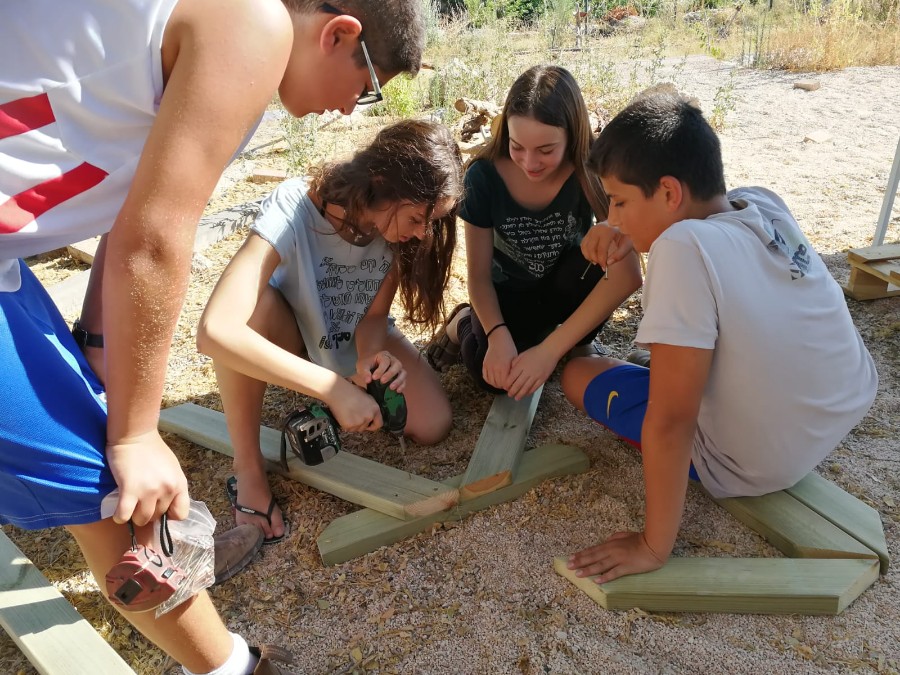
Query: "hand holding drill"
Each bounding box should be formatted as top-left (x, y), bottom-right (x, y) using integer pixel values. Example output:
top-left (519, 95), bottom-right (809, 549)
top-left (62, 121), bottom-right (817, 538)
top-left (280, 352), bottom-right (409, 468)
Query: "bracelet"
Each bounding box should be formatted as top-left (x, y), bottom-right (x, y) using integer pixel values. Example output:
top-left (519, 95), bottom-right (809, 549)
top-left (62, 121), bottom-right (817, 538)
top-left (485, 322), bottom-right (508, 340)
top-left (71, 320), bottom-right (104, 349)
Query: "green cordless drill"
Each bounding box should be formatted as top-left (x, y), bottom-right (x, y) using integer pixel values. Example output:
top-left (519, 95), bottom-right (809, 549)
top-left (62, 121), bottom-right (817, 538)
top-left (279, 374), bottom-right (408, 470)
top-left (366, 374), bottom-right (409, 454)
top-left (279, 403), bottom-right (341, 470)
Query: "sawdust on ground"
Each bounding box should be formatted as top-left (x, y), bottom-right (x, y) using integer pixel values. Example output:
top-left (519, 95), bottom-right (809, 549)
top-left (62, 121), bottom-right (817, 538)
top-left (3, 57), bottom-right (899, 675)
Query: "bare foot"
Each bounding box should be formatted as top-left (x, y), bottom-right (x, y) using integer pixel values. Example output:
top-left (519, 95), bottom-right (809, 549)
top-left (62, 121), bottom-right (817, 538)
top-left (231, 468), bottom-right (285, 541)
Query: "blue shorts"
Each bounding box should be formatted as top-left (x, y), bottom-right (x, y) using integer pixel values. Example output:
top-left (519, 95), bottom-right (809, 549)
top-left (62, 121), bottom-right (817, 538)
top-left (0, 260), bottom-right (115, 529)
top-left (583, 363), bottom-right (699, 481)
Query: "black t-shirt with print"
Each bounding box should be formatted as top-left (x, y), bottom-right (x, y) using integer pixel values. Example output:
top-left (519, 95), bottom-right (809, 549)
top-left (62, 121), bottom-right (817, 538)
top-left (459, 159), bottom-right (594, 289)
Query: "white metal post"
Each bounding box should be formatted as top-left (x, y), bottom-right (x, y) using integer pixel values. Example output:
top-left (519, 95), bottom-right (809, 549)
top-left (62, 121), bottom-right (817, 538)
top-left (873, 136), bottom-right (900, 246)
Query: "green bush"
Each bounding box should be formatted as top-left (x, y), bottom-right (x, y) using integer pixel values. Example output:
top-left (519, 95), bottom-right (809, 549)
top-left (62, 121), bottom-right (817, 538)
top-left (370, 74), bottom-right (427, 118)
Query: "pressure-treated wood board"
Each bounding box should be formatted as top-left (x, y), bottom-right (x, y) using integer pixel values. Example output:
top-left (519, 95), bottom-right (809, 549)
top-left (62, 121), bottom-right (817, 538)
top-left (713, 489), bottom-right (877, 560)
top-left (786, 472), bottom-right (890, 573)
top-left (843, 259), bottom-right (900, 300)
top-left (846, 243), bottom-right (900, 264)
top-left (459, 388), bottom-right (542, 501)
top-left (159, 403), bottom-right (458, 520)
top-left (65, 237), bottom-right (101, 265)
top-left (553, 556), bottom-right (879, 615)
top-left (318, 444), bottom-right (588, 565)
top-left (0, 532), bottom-right (135, 674)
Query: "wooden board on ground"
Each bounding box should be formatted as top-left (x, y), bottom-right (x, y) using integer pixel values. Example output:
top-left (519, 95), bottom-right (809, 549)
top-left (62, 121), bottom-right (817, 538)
top-left (553, 556), bottom-right (879, 616)
top-left (713, 489), bottom-right (877, 561)
top-left (459, 388), bottom-right (543, 501)
top-left (66, 237), bottom-right (101, 265)
top-left (846, 243), bottom-right (900, 264)
top-left (786, 472), bottom-right (890, 574)
top-left (842, 244), bottom-right (900, 300)
top-left (0, 531), bottom-right (135, 675)
top-left (318, 444), bottom-right (588, 565)
top-left (159, 403), bottom-right (458, 520)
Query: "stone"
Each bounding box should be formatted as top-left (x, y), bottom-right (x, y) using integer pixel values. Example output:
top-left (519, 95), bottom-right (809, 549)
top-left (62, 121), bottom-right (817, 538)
top-left (794, 80), bottom-right (821, 92)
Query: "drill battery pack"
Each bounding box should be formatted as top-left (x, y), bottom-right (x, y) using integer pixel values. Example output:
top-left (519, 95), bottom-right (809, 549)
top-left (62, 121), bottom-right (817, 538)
top-left (279, 404), bottom-right (341, 469)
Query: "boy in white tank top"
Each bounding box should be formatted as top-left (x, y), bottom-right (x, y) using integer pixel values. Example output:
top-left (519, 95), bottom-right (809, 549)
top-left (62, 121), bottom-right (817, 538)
top-left (0, 1), bottom-right (426, 673)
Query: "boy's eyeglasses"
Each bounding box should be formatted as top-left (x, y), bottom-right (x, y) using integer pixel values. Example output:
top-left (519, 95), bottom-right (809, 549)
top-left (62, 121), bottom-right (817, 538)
top-left (356, 40), bottom-right (383, 106)
top-left (319, 3), bottom-right (383, 106)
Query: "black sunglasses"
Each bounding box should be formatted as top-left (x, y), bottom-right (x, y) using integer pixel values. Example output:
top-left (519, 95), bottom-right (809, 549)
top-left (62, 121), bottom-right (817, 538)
top-left (319, 3), bottom-right (383, 106)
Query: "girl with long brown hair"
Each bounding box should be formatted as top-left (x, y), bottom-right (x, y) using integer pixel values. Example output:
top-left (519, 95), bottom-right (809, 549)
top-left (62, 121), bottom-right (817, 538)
top-left (425, 65), bottom-right (641, 400)
top-left (198, 119), bottom-right (462, 543)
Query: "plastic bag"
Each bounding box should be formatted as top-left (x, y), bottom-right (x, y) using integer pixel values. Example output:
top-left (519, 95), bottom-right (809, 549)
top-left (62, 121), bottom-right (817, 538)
top-left (100, 490), bottom-right (216, 617)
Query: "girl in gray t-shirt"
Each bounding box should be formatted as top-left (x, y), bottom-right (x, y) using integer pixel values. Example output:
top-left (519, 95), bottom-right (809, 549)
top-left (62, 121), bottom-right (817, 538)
top-left (198, 120), bottom-right (463, 543)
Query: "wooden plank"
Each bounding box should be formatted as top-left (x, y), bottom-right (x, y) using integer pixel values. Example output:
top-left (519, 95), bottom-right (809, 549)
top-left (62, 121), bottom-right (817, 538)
top-left (553, 556), bottom-right (879, 615)
top-left (318, 444), bottom-right (589, 566)
top-left (713, 489), bottom-right (878, 561)
top-left (459, 388), bottom-right (543, 501)
top-left (842, 265), bottom-right (900, 300)
top-left (786, 472), bottom-right (890, 574)
top-left (866, 259), bottom-right (900, 284)
top-left (159, 403), bottom-right (458, 520)
top-left (66, 237), bottom-right (101, 265)
top-left (847, 243), bottom-right (900, 264)
top-left (0, 532), bottom-right (135, 675)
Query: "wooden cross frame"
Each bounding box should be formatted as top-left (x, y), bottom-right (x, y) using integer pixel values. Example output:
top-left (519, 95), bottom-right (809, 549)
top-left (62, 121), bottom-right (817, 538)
top-left (555, 472), bottom-right (889, 615)
top-left (159, 386), bottom-right (590, 566)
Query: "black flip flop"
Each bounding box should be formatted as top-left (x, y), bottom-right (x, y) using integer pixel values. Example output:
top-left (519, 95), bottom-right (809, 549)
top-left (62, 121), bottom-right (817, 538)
top-left (225, 476), bottom-right (287, 545)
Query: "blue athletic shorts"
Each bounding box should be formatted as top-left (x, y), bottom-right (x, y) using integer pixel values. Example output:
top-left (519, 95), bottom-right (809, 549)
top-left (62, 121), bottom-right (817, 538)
top-left (0, 260), bottom-right (115, 529)
top-left (583, 363), bottom-right (700, 481)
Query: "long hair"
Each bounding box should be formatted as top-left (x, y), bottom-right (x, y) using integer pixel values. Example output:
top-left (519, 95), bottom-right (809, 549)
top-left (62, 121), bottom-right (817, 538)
top-left (309, 120), bottom-right (463, 332)
top-left (473, 65), bottom-right (608, 220)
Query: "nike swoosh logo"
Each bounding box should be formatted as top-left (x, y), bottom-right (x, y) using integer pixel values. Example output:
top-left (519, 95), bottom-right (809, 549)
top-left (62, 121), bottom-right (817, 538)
top-left (606, 390), bottom-right (619, 418)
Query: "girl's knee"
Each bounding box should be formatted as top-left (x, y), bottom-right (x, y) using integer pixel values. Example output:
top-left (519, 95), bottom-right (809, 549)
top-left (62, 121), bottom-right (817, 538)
top-left (407, 394), bottom-right (452, 445)
top-left (560, 359), bottom-right (590, 410)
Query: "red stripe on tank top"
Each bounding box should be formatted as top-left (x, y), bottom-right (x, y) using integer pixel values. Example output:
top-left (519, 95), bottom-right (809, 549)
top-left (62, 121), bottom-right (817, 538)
top-left (0, 163), bottom-right (108, 234)
top-left (0, 93), bottom-right (55, 141)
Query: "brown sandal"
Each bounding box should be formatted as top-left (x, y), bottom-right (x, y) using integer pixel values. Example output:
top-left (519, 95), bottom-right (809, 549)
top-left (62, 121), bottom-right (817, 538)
top-left (424, 302), bottom-right (470, 372)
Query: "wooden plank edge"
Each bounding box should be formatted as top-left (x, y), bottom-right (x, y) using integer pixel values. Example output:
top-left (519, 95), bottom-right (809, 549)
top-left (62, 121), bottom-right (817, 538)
top-left (786, 473), bottom-right (890, 574)
top-left (317, 444), bottom-right (589, 566)
top-left (459, 471), bottom-right (513, 500)
top-left (458, 388), bottom-right (542, 499)
top-left (856, 259), bottom-right (900, 285)
top-left (554, 556), bottom-right (879, 615)
top-left (0, 534), bottom-right (136, 674)
top-left (159, 403), bottom-right (459, 521)
top-left (841, 282), bottom-right (900, 301)
top-left (712, 490), bottom-right (877, 560)
top-left (847, 243), bottom-right (900, 264)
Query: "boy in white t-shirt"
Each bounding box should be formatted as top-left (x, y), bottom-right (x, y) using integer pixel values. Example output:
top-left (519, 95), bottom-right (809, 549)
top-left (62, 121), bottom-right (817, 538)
top-left (561, 91), bottom-right (878, 584)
